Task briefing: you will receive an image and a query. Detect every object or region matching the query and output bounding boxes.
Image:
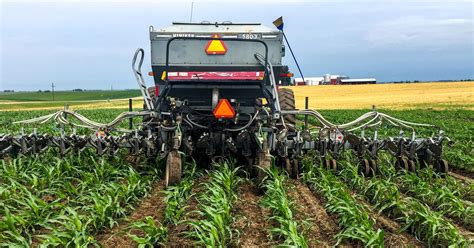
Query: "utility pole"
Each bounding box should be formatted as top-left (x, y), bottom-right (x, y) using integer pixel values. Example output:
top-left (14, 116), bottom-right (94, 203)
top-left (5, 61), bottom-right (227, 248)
top-left (190, 2), bottom-right (194, 22)
top-left (51, 82), bottom-right (55, 101)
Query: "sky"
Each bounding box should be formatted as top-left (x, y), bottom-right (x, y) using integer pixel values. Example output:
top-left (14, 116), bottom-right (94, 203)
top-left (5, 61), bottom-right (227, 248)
top-left (0, 0), bottom-right (473, 91)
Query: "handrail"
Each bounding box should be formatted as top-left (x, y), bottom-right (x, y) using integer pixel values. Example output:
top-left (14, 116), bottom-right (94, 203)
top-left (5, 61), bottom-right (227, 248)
top-left (132, 48), bottom-right (154, 110)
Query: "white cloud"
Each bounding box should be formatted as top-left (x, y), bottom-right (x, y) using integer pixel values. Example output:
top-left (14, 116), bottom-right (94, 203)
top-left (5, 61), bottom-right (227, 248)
top-left (365, 17), bottom-right (473, 48)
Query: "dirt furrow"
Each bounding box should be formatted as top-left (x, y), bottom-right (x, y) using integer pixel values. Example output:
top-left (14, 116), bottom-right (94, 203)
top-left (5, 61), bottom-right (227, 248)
top-left (286, 179), bottom-right (341, 247)
top-left (449, 171), bottom-right (474, 185)
top-left (95, 180), bottom-right (166, 247)
top-left (232, 182), bottom-right (278, 247)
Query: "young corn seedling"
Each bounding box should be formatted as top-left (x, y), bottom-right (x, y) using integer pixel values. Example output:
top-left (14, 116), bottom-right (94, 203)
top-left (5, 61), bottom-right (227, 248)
top-left (374, 154), bottom-right (473, 229)
top-left (261, 166), bottom-right (309, 247)
top-left (126, 216), bottom-right (167, 248)
top-left (338, 155), bottom-right (469, 247)
top-left (185, 161), bottom-right (241, 247)
top-left (164, 160), bottom-right (198, 224)
top-left (301, 156), bottom-right (385, 247)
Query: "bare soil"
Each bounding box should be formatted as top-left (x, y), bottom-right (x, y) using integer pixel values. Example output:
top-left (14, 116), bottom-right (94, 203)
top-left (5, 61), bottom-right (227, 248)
top-left (449, 171), bottom-right (474, 184)
top-left (231, 182), bottom-right (278, 247)
top-left (286, 179), bottom-right (342, 247)
top-left (95, 180), bottom-right (166, 247)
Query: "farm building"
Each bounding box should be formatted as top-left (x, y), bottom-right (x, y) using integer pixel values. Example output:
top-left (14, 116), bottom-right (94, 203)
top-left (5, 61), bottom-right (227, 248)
top-left (293, 74), bottom-right (376, 85)
top-left (339, 78), bottom-right (376, 85)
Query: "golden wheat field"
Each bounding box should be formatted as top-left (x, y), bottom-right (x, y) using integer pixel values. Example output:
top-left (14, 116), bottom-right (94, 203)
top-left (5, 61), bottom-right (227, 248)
top-left (283, 81), bottom-right (474, 110)
top-left (0, 81), bottom-right (472, 111)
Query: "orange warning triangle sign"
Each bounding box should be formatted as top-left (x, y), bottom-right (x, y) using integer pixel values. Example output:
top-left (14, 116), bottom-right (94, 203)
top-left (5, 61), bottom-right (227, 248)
top-left (213, 99), bottom-right (235, 119)
top-left (205, 34), bottom-right (227, 55)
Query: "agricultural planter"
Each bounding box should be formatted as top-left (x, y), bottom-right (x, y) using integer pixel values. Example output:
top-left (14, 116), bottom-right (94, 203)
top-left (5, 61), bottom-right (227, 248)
top-left (0, 21), bottom-right (452, 186)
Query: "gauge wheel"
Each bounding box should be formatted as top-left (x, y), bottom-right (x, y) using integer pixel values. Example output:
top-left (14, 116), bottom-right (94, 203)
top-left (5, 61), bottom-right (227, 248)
top-left (165, 150), bottom-right (182, 187)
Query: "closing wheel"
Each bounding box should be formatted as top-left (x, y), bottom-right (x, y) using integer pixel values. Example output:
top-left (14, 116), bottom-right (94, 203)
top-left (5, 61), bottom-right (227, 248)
top-left (418, 152), bottom-right (432, 169)
top-left (369, 159), bottom-right (377, 176)
top-left (165, 150), bottom-right (182, 187)
top-left (257, 152), bottom-right (272, 184)
top-left (435, 159), bottom-right (449, 174)
top-left (285, 158), bottom-right (292, 176)
top-left (292, 159), bottom-right (300, 178)
top-left (396, 157), bottom-right (409, 171)
top-left (329, 159), bottom-right (338, 171)
top-left (325, 158), bottom-right (331, 170)
top-left (408, 160), bottom-right (416, 172)
top-left (360, 159), bottom-right (370, 176)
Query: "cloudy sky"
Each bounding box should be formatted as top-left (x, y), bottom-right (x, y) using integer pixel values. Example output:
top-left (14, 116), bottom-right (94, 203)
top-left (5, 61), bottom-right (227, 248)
top-left (0, 0), bottom-right (472, 91)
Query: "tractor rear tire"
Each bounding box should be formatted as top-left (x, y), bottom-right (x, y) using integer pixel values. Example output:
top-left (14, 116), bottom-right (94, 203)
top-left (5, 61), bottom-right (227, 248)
top-left (165, 150), bottom-right (182, 187)
top-left (278, 88), bottom-right (296, 129)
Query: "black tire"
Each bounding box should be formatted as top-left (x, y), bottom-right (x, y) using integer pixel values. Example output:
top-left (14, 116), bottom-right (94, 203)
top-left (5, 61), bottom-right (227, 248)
top-left (278, 88), bottom-right (296, 128)
top-left (165, 150), bottom-right (182, 187)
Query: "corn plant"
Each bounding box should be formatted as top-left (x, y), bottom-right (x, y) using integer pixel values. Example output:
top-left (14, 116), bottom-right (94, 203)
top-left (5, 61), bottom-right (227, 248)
top-left (338, 153), bottom-right (469, 247)
top-left (164, 160), bottom-right (198, 224)
top-left (261, 166), bottom-right (308, 247)
top-left (394, 168), bottom-right (473, 228)
top-left (301, 156), bottom-right (385, 247)
top-left (126, 216), bottom-right (167, 248)
top-left (185, 161), bottom-right (241, 247)
top-left (0, 150), bottom-right (159, 246)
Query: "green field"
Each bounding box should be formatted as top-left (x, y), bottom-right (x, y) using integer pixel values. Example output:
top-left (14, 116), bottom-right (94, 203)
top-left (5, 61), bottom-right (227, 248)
top-left (1, 108), bottom-right (473, 247)
top-left (0, 89), bottom-right (141, 102)
top-left (1, 108), bottom-right (472, 172)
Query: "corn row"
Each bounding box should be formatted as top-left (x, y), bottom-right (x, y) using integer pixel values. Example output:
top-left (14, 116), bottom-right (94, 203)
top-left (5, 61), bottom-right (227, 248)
top-left (0, 152), bottom-right (158, 246)
top-left (375, 154), bottom-right (473, 228)
top-left (185, 161), bottom-right (241, 247)
top-left (261, 167), bottom-right (309, 247)
top-left (338, 155), bottom-right (469, 246)
top-left (164, 160), bottom-right (199, 224)
top-left (301, 158), bottom-right (385, 247)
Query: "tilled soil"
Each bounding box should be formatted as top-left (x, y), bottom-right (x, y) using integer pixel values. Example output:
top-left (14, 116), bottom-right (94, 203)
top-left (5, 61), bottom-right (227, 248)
top-left (450, 167), bottom-right (474, 180)
top-left (286, 179), bottom-right (342, 247)
top-left (232, 182), bottom-right (278, 247)
top-left (95, 180), bottom-right (166, 247)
